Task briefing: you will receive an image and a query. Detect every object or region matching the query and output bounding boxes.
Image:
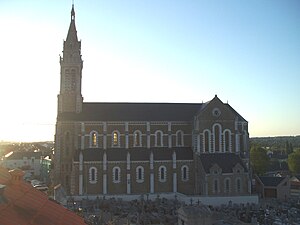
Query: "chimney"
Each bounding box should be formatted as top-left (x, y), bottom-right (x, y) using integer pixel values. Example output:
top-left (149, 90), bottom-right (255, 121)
top-left (9, 168), bottom-right (25, 184)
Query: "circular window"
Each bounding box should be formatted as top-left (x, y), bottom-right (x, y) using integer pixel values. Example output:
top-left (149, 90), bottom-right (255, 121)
top-left (212, 108), bottom-right (221, 117)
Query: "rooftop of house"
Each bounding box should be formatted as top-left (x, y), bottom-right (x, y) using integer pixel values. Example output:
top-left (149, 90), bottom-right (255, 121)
top-left (258, 176), bottom-right (287, 187)
top-left (0, 167), bottom-right (86, 225)
top-left (4, 151), bottom-right (42, 160)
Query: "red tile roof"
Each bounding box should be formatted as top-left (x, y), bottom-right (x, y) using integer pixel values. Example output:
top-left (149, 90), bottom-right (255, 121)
top-left (0, 167), bottom-right (86, 225)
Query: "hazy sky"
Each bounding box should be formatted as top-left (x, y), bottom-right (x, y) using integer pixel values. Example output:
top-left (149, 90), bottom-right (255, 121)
top-left (0, 0), bottom-right (299, 142)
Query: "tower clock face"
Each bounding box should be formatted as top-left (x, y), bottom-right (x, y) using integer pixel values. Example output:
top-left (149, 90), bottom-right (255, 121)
top-left (212, 108), bottom-right (221, 117)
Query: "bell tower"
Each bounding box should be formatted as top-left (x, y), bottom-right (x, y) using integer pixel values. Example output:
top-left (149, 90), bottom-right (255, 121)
top-left (54, 4), bottom-right (83, 194)
top-left (58, 4), bottom-right (83, 114)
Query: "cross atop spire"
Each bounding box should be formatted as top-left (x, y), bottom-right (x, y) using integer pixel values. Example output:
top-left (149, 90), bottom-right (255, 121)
top-left (71, 3), bottom-right (75, 21)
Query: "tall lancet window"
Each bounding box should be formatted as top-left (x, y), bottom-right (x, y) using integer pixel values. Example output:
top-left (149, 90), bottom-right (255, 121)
top-left (158, 166), bottom-right (167, 182)
top-left (213, 124), bottom-right (221, 152)
top-left (113, 167), bottom-right (121, 183)
top-left (90, 131), bottom-right (98, 148)
top-left (203, 130), bottom-right (210, 152)
top-left (176, 130), bottom-right (184, 147)
top-left (224, 130), bottom-right (231, 152)
top-left (136, 166), bottom-right (144, 183)
top-left (134, 130), bottom-right (142, 147)
top-left (112, 131), bottom-right (120, 147)
top-left (155, 130), bottom-right (163, 147)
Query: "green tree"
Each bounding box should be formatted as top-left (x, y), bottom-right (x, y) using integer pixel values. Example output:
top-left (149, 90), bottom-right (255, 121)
top-left (285, 141), bottom-right (294, 155)
top-left (250, 146), bottom-right (270, 175)
top-left (288, 150), bottom-right (300, 174)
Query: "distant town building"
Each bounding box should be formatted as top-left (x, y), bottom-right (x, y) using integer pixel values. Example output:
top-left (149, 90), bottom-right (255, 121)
top-left (40, 156), bottom-right (51, 184)
top-left (1, 151), bottom-right (42, 178)
top-left (53, 5), bottom-right (252, 201)
top-left (290, 175), bottom-right (300, 198)
top-left (255, 176), bottom-right (290, 200)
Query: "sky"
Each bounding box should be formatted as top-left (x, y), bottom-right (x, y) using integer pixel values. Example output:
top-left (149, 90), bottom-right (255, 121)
top-left (0, 0), bottom-right (299, 142)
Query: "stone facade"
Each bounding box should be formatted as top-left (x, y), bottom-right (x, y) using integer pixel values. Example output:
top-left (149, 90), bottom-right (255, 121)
top-left (53, 5), bottom-right (251, 198)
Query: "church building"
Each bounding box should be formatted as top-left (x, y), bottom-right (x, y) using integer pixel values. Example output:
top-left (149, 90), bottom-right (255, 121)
top-left (53, 5), bottom-right (251, 198)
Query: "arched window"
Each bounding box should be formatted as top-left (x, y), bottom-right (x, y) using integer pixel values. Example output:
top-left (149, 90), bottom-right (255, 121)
top-left (155, 130), bottom-right (163, 147)
top-left (224, 178), bottom-right (230, 193)
top-left (239, 133), bottom-right (244, 152)
top-left (112, 131), bottom-right (120, 147)
top-left (213, 179), bottom-right (219, 193)
top-left (203, 130), bottom-right (210, 152)
top-left (213, 124), bottom-right (221, 152)
top-left (64, 69), bottom-right (70, 91)
top-left (113, 166), bottom-right (121, 183)
top-left (181, 165), bottom-right (189, 181)
top-left (223, 130), bottom-right (231, 152)
top-left (71, 69), bottom-right (76, 91)
top-left (236, 178), bottom-right (242, 193)
top-left (89, 167), bottom-right (97, 184)
top-left (158, 166), bottom-right (167, 182)
top-left (176, 130), bottom-right (184, 147)
top-left (136, 166), bottom-right (144, 183)
top-left (133, 130), bottom-right (142, 147)
top-left (90, 131), bottom-right (98, 148)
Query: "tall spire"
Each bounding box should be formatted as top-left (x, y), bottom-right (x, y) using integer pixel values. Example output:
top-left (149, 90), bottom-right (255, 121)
top-left (58, 3), bottom-right (83, 114)
top-left (66, 4), bottom-right (78, 43)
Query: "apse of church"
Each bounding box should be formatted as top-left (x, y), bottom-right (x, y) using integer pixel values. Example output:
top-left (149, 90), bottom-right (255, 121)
top-left (53, 5), bottom-right (251, 198)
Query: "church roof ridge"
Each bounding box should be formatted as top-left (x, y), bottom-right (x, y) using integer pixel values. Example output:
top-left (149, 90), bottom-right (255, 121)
top-left (83, 101), bottom-right (203, 105)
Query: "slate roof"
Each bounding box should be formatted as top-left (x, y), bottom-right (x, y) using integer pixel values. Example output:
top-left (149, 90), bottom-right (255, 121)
top-left (258, 176), bottom-right (286, 187)
top-left (74, 147), bottom-right (194, 162)
top-left (58, 102), bottom-right (203, 121)
top-left (224, 103), bottom-right (247, 122)
top-left (199, 153), bottom-right (247, 173)
top-left (0, 167), bottom-right (85, 225)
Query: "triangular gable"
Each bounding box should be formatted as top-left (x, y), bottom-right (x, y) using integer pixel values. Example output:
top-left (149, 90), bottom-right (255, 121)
top-left (196, 95), bottom-right (246, 122)
top-left (209, 163), bottom-right (222, 175)
top-left (233, 163), bottom-right (245, 174)
top-left (290, 175), bottom-right (300, 182)
top-left (258, 176), bottom-right (286, 187)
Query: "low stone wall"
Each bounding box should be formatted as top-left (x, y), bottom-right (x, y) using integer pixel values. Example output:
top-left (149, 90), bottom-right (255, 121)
top-left (71, 192), bottom-right (259, 206)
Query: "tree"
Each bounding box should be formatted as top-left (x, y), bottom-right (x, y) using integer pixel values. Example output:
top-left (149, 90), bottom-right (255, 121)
top-left (288, 150), bottom-right (300, 174)
top-left (285, 141), bottom-right (294, 155)
top-left (250, 146), bottom-right (270, 175)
